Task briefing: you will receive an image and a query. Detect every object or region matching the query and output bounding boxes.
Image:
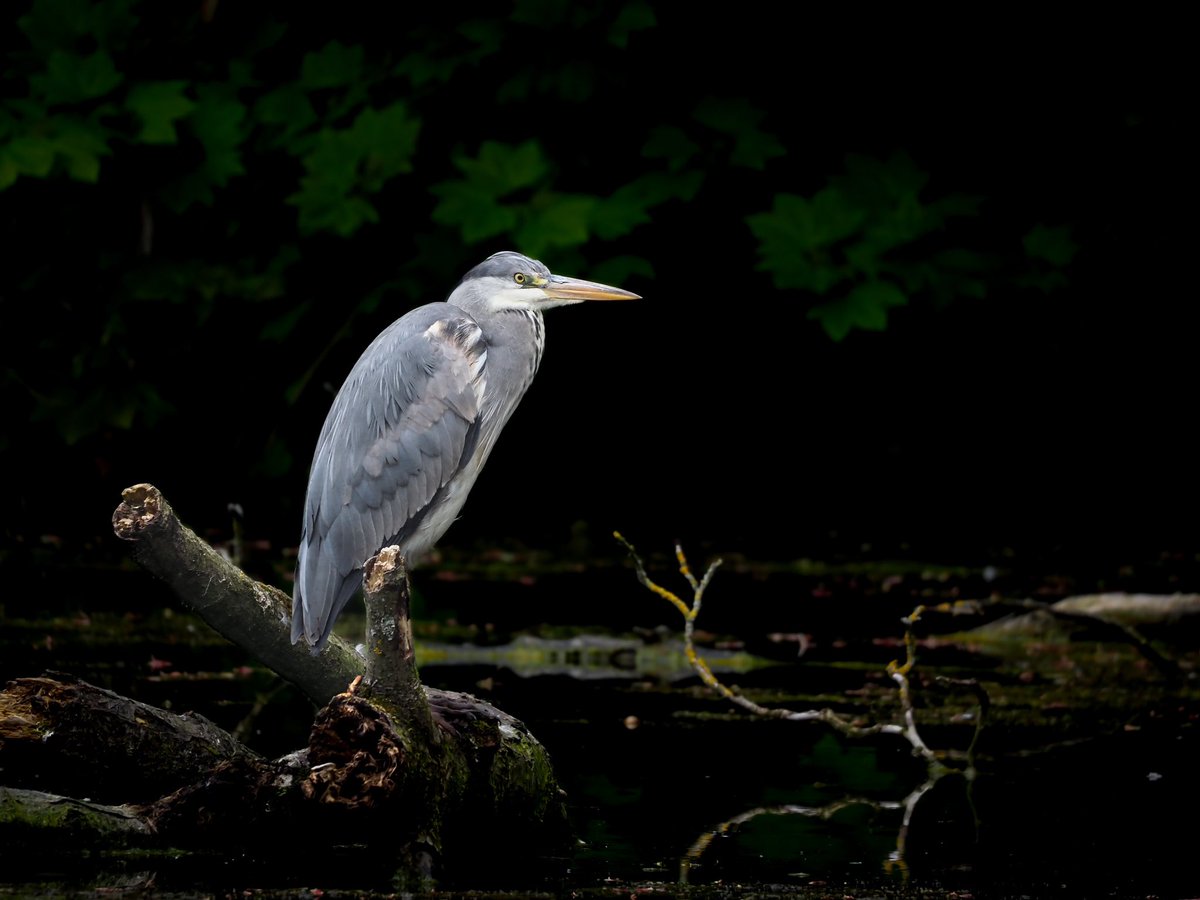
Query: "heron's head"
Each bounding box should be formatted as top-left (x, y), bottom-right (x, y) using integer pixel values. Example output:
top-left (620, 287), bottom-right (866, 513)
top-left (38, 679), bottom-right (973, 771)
top-left (452, 250), bottom-right (640, 314)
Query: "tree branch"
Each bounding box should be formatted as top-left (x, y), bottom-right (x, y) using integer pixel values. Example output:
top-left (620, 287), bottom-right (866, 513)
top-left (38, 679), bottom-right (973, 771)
top-left (112, 483), bottom-right (360, 706)
top-left (360, 547), bottom-right (436, 742)
top-left (106, 482), bottom-right (569, 864)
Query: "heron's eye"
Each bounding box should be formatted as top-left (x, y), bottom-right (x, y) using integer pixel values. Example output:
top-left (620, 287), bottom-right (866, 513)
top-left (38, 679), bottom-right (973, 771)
top-left (514, 272), bottom-right (528, 285)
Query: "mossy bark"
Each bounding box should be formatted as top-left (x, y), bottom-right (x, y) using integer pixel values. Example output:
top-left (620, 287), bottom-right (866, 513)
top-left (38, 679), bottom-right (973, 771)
top-left (0, 483), bottom-right (570, 873)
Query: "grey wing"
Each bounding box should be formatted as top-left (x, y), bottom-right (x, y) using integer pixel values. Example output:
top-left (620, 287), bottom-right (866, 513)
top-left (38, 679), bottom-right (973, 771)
top-left (292, 305), bottom-right (488, 648)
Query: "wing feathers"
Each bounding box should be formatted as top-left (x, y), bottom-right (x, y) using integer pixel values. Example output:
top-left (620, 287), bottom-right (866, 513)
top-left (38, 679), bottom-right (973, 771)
top-left (293, 306), bottom-right (488, 648)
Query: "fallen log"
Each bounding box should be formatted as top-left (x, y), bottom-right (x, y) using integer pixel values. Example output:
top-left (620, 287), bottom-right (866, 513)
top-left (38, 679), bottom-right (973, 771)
top-left (0, 483), bottom-right (570, 878)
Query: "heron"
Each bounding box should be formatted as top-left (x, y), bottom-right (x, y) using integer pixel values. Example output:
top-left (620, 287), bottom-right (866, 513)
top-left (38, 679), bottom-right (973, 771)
top-left (291, 250), bottom-right (640, 649)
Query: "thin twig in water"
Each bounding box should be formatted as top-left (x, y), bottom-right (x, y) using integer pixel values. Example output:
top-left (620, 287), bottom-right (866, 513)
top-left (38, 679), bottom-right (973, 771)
top-left (614, 533), bottom-right (931, 755)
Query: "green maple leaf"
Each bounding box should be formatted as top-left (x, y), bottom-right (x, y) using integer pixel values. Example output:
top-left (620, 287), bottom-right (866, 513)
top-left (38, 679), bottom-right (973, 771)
top-left (693, 97), bottom-right (784, 169)
top-left (808, 280), bottom-right (908, 341)
top-left (300, 41), bottom-right (365, 90)
top-left (31, 50), bottom-right (123, 104)
top-left (126, 81), bottom-right (195, 144)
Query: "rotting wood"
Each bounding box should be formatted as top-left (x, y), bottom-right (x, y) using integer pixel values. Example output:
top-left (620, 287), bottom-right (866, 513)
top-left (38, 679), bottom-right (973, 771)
top-left (0, 483), bottom-right (571, 873)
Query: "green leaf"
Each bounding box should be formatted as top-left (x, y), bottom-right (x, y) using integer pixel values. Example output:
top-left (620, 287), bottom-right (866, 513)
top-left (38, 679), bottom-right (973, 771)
top-left (934, 192), bottom-right (984, 218)
top-left (191, 89), bottom-right (246, 183)
top-left (833, 151), bottom-right (929, 211)
top-left (254, 85), bottom-right (318, 143)
top-left (693, 97), bottom-right (784, 169)
top-left (0, 151), bottom-right (17, 190)
top-left (934, 248), bottom-right (994, 273)
top-left (30, 50), bottom-right (124, 105)
top-left (591, 171), bottom-right (703, 239)
top-left (163, 87), bottom-right (247, 209)
top-left (496, 72), bottom-right (532, 103)
top-left (1024, 223), bottom-right (1078, 266)
top-left (125, 81), bottom-right (195, 144)
top-left (260, 299), bottom-right (312, 343)
top-left (286, 105), bottom-right (419, 236)
top-left (37, 381), bottom-right (172, 445)
top-left (751, 154), bottom-right (999, 310)
top-left (430, 182), bottom-right (518, 242)
top-left (515, 194), bottom-right (594, 256)
top-left (642, 126), bottom-right (700, 172)
top-left (511, 0), bottom-right (569, 26)
top-left (858, 192), bottom-right (936, 256)
top-left (300, 41), bottom-right (365, 90)
top-left (748, 188), bottom-right (866, 262)
top-left (609, 2), bottom-right (656, 47)
top-left (591, 187), bottom-right (652, 239)
top-left (288, 130), bottom-right (365, 235)
top-left (4, 135), bottom-right (57, 177)
top-left (455, 140), bottom-right (549, 195)
top-left (50, 116), bottom-right (110, 181)
top-left (254, 436), bottom-right (294, 479)
top-left (807, 280), bottom-right (908, 341)
top-left (547, 60), bottom-right (596, 103)
top-left (348, 103), bottom-right (420, 188)
top-left (18, 0), bottom-right (102, 52)
top-left (0, 113), bottom-right (109, 184)
top-left (591, 254), bottom-right (654, 285)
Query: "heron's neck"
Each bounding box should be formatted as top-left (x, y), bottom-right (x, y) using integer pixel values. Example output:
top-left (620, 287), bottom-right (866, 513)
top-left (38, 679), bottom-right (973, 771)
top-left (478, 306), bottom-right (544, 431)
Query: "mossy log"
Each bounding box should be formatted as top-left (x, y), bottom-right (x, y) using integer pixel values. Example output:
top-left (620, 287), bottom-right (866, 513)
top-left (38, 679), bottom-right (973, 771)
top-left (0, 483), bottom-right (569, 874)
top-left (0, 674), bottom-right (258, 804)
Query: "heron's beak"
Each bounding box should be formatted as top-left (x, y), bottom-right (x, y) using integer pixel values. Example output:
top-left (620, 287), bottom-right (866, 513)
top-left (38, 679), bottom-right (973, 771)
top-left (542, 275), bottom-right (641, 302)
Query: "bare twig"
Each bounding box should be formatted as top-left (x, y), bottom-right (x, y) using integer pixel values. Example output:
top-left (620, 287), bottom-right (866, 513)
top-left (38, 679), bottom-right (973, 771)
top-left (681, 776), bottom-right (946, 884)
top-left (615, 534), bottom-right (933, 755)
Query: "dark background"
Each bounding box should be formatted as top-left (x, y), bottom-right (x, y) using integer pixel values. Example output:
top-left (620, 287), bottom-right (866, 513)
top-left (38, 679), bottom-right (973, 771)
top-left (2, 3), bottom-right (1194, 597)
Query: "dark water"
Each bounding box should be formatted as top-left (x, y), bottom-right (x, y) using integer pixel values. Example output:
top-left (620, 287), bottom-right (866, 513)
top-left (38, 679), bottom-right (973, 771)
top-left (2, 547), bottom-right (1198, 898)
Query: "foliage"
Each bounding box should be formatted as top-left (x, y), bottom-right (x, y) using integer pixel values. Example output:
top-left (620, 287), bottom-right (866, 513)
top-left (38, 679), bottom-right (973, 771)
top-left (1, 0), bottom-right (1080, 539)
top-left (748, 152), bottom-right (1070, 341)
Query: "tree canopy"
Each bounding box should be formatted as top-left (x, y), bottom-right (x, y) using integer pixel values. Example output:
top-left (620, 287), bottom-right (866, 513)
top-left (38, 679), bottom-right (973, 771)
top-left (2, 1), bottom-right (1191, 566)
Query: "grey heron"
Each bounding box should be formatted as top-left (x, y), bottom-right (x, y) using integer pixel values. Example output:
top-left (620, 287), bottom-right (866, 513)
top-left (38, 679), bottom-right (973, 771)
top-left (291, 250), bottom-right (640, 649)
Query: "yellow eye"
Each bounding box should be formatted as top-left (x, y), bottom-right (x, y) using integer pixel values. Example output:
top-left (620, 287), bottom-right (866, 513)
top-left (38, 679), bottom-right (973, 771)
top-left (514, 272), bottom-right (527, 284)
